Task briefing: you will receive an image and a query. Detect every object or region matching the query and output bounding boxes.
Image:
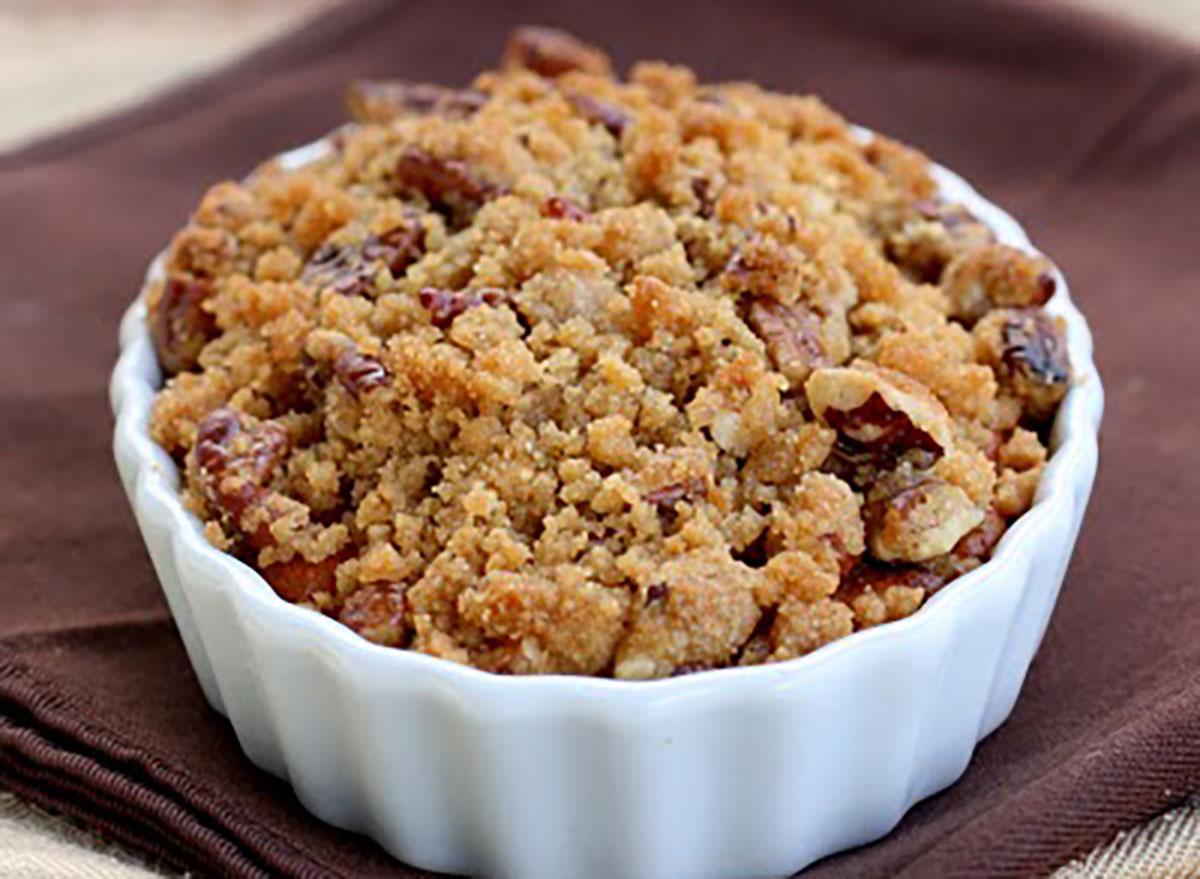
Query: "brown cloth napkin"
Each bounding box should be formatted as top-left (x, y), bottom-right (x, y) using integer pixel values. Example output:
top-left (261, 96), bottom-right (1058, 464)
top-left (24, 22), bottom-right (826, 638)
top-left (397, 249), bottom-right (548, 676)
top-left (2, 1), bottom-right (1199, 876)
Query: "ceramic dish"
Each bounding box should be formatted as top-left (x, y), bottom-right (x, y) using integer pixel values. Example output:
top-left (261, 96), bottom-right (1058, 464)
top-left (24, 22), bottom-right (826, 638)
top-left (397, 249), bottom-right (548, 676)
top-left (112, 133), bottom-right (1102, 879)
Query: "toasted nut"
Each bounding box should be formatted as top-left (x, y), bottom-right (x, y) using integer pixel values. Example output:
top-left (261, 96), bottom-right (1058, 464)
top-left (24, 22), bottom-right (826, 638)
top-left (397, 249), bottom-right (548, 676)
top-left (864, 479), bottom-right (984, 563)
top-left (747, 298), bottom-right (845, 387)
top-left (191, 408), bottom-right (289, 549)
top-left (644, 476), bottom-right (707, 530)
top-left (974, 307), bottom-right (1070, 421)
top-left (346, 80), bottom-right (486, 124)
top-left (262, 552), bottom-right (343, 604)
top-left (565, 91), bottom-right (631, 137)
top-left (541, 196), bottom-right (589, 221)
top-left (502, 26), bottom-right (613, 78)
top-left (942, 244), bottom-right (1056, 324)
top-left (418, 286), bottom-right (513, 329)
top-left (149, 274), bottom-right (217, 374)
top-left (362, 222), bottom-right (426, 277)
top-left (333, 347), bottom-right (389, 400)
top-left (839, 559), bottom-right (947, 599)
top-left (337, 582), bottom-right (408, 645)
top-left (835, 559), bottom-right (943, 627)
top-left (806, 363), bottom-right (955, 470)
top-left (392, 147), bottom-right (507, 227)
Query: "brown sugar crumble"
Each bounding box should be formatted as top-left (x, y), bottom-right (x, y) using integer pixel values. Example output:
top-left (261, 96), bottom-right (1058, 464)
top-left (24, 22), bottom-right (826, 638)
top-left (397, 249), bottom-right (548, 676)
top-left (146, 27), bottom-right (1071, 679)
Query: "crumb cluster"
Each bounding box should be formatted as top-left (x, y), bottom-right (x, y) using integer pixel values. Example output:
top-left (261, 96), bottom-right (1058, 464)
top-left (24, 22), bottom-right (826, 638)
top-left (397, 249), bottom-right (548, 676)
top-left (148, 28), bottom-right (1070, 678)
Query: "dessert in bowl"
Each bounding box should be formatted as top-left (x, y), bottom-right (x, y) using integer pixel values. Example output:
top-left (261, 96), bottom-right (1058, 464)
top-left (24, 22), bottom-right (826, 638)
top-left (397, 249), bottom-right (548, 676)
top-left (113, 27), bottom-right (1102, 878)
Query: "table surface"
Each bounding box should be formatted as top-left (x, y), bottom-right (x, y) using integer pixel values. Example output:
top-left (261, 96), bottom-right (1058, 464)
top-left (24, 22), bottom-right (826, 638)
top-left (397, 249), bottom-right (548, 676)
top-left (2, 1), bottom-right (1198, 877)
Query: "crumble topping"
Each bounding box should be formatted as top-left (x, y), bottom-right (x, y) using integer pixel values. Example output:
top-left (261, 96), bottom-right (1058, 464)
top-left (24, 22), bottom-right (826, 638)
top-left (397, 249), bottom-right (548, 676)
top-left (147, 27), bottom-right (1070, 678)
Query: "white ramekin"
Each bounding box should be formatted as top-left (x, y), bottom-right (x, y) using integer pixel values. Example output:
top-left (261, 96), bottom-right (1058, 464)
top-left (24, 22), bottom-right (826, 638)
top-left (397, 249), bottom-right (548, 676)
top-left (111, 136), bottom-right (1103, 879)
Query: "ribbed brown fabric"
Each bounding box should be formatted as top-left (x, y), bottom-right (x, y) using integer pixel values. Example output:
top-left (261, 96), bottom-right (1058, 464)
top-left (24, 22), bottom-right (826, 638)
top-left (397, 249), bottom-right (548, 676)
top-left (1, 1), bottom-right (1198, 877)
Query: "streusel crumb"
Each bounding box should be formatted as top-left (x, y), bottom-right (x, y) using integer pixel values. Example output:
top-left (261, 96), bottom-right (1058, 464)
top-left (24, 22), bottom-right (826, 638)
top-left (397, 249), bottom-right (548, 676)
top-left (147, 28), bottom-right (1071, 678)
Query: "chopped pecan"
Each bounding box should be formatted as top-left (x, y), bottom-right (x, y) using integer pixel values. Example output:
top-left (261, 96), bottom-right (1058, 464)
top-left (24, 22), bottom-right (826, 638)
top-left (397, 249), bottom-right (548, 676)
top-left (337, 582), bottom-right (407, 645)
top-left (863, 478), bottom-right (985, 563)
top-left (150, 274), bottom-right (218, 375)
top-left (166, 226), bottom-right (237, 277)
top-left (566, 91), bottom-right (631, 137)
top-left (502, 26), bottom-right (613, 78)
top-left (974, 307), bottom-right (1070, 422)
top-left (302, 242), bottom-right (378, 298)
top-left (954, 507), bottom-right (1006, 559)
top-left (362, 222), bottom-right (426, 277)
top-left (333, 347), bottom-right (389, 399)
top-left (823, 391), bottom-right (943, 467)
top-left (942, 244), bottom-right (1057, 324)
top-left (540, 196), bottom-right (589, 221)
top-left (721, 236), bottom-right (797, 301)
top-left (648, 473), bottom-right (700, 513)
top-left (823, 533), bottom-right (860, 578)
top-left (837, 559), bottom-right (947, 602)
top-left (262, 552), bottom-right (343, 604)
top-left (691, 177), bottom-right (715, 218)
top-left (418, 286), bottom-right (512, 329)
top-left (913, 506), bottom-right (1007, 582)
top-left (644, 583), bottom-right (670, 605)
top-left (746, 298), bottom-right (827, 386)
top-left (346, 79), bottom-right (487, 124)
top-left (392, 146), bottom-right (506, 226)
top-left (807, 366), bottom-right (955, 477)
top-left (192, 408), bottom-right (289, 549)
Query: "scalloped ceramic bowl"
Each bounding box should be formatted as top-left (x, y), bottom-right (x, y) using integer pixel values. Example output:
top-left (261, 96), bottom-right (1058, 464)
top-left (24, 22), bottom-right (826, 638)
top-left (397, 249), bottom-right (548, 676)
top-left (111, 133), bottom-right (1102, 879)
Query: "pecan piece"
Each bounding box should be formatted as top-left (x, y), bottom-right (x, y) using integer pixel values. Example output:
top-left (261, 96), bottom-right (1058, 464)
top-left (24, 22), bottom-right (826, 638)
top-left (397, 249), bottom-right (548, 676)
top-left (721, 235), bottom-right (798, 301)
top-left (392, 146), bottom-right (506, 226)
top-left (262, 552), bottom-right (344, 604)
top-left (333, 347), bottom-right (389, 399)
top-left (747, 298), bottom-right (827, 386)
top-left (974, 307), bottom-right (1071, 422)
top-left (953, 507), bottom-right (1006, 560)
top-left (362, 222), bottom-right (426, 277)
top-left (806, 365), bottom-right (955, 475)
top-left (150, 274), bottom-right (218, 375)
top-left (837, 559), bottom-right (947, 603)
top-left (540, 196), bottom-right (589, 221)
top-left (644, 583), bottom-right (670, 606)
top-left (346, 79), bottom-right (487, 124)
top-left (192, 408), bottom-right (289, 549)
top-left (302, 242), bottom-right (378, 298)
top-left (942, 244), bottom-right (1057, 325)
top-left (906, 506), bottom-right (1007, 584)
top-left (691, 177), bottom-right (715, 218)
top-left (337, 582), bottom-right (407, 645)
top-left (566, 91), bottom-right (631, 137)
top-left (645, 476), bottom-right (706, 529)
top-left (502, 26), bottom-right (613, 78)
top-left (863, 479), bottom-right (985, 563)
top-left (418, 286), bottom-right (512, 329)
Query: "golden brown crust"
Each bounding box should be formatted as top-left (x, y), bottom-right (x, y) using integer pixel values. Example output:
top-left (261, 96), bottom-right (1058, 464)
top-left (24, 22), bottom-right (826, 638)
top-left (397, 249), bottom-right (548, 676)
top-left (146, 29), bottom-right (1070, 678)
